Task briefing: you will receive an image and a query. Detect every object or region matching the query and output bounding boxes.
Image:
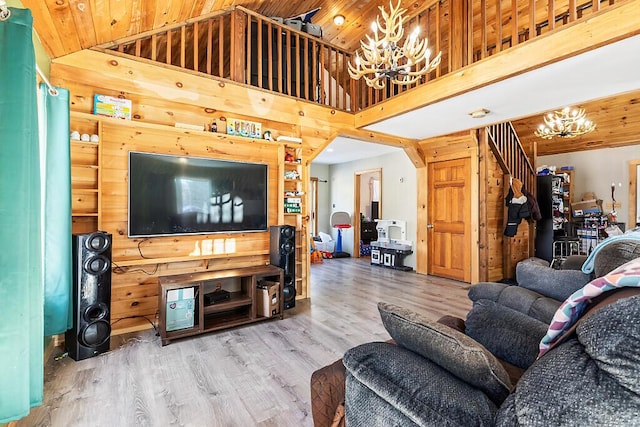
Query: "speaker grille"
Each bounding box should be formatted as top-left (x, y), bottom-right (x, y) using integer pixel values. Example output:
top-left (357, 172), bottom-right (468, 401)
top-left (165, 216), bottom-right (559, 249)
top-left (270, 225), bottom-right (296, 310)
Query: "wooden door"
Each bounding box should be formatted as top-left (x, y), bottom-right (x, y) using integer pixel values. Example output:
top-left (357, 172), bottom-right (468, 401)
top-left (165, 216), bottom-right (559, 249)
top-left (427, 158), bottom-right (471, 282)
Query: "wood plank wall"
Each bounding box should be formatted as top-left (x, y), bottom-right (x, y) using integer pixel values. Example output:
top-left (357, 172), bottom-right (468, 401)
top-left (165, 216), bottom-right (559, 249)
top-left (99, 121), bottom-right (281, 332)
top-left (52, 50), bottom-right (353, 334)
top-left (53, 46), bottom-right (544, 331)
top-left (480, 132), bottom-right (507, 282)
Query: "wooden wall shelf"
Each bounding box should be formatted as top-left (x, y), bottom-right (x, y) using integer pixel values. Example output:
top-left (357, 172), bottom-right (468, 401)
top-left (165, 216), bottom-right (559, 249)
top-left (115, 249), bottom-right (270, 267)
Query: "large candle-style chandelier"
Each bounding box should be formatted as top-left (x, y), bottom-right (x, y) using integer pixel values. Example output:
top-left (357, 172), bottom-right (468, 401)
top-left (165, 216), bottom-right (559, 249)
top-left (347, 1), bottom-right (442, 90)
top-left (534, 107), bottom-right (596, 139)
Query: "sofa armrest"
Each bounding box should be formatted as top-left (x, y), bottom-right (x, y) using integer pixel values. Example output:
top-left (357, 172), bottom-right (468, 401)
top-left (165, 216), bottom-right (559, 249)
top-left (311, 359), bottom-right (346, 427)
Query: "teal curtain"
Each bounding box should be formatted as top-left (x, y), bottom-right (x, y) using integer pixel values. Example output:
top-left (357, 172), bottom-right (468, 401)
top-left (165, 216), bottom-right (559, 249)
top-left (39, 83), bottom-right (72, 336)
top-left (0, 7), bottom-right (44, 422)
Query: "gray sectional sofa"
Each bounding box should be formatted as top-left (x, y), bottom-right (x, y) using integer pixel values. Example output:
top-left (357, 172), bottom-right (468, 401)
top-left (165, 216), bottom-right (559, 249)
top-left (311, 237), bottom-right (640, 427)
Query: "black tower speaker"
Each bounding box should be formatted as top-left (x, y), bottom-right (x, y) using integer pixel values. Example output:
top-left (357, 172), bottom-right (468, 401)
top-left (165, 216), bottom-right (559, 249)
top-left (66, 231), bottom-right (112, 361)
top-left (270, 225), bottom-right (296, 309)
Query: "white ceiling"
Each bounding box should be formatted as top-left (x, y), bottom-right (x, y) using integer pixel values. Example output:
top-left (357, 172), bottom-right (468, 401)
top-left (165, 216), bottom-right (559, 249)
top-left (313, 34), bottom-right (640, 165)
top-left (312, 136), bottom-right (403, 164)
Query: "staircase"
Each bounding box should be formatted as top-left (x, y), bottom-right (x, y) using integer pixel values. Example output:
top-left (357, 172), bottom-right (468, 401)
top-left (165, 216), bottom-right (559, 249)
top-left (486, 121), bottom-right (535, 194)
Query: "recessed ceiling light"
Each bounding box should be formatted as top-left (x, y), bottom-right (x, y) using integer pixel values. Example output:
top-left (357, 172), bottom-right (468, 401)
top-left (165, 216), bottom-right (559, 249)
top-left (468, 108), bottom-right (490, 119)
top-left (333, 15), bottom-right (345, 26)
top-left (327, 148), bottom-right (334, 152)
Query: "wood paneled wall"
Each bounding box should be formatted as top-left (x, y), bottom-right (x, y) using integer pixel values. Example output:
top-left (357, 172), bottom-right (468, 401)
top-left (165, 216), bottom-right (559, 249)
top-left (479, 128), bottom-right (532, 282)
top-left (53, 49), bottom-right (354, 334)
top-left (99, 121), bottom-right (281, 332)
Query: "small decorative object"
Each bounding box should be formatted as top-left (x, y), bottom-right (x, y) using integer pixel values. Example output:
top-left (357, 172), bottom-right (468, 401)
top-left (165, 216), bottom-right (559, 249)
top-left (226, 118), bottom-right (262, 138)
top-left (285, 152), bottom-right (294, 162)
top-left (93, 94), bottom-right (132, 120)
top-left (211, 122), bottom-right (217, 132)
top-left (284, 170), bottom-right (300, 180)
top-left (264, 130), bottom-right (274, 141)
top-left (90, 134), bottom-right (99, 142)
top-left (70, 131), bottom-right (80, 140)
top-left (81, 133), bottom-right (90, 142)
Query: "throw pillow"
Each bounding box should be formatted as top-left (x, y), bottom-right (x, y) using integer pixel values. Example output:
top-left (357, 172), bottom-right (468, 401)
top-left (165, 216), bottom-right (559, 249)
top-left (378, 302), bottom-right (513, 404)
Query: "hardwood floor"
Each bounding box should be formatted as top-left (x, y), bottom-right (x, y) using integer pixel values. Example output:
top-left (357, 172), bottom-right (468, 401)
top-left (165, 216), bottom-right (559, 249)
top-left (18, 258), bottom-right (472, 427)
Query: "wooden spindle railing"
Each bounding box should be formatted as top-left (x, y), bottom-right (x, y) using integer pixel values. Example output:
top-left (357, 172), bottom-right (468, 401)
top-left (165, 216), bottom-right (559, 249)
top-left (486, 122), bottom-right (535, 194)
top-left (96, 0), bottom-right (628, 112)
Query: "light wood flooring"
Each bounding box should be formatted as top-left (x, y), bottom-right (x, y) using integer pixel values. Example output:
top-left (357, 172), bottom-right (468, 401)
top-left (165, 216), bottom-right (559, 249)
top-left (18, 258), bottom-right (472, 427)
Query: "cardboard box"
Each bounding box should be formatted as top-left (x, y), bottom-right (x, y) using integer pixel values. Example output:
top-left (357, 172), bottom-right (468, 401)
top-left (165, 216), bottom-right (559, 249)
top-left (572, 199), bottom-right (602, 217)
top-left (257, 281), bottom-right (280, 318)
top-left (93, 94), bottom-right (132, 120)
top-left (165, 287), bottom-right (195, 331)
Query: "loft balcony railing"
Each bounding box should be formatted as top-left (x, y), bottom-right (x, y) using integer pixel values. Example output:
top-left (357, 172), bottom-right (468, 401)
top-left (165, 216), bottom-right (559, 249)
top-left (96, 0), bottom-right (628, 113)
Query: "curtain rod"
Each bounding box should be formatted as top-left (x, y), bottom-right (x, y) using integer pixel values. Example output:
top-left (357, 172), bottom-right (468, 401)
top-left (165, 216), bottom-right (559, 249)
top-left (0, 3), bottom-right (57, 96)
top-left (36, 64), bottom-right (59, 96)
top-left (0, 0), bottom-right (10, 21)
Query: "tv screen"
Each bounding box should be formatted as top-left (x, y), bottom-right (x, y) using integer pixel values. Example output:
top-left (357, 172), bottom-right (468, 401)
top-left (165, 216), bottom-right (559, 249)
top-left (128, 151), bottom-right (268, 237)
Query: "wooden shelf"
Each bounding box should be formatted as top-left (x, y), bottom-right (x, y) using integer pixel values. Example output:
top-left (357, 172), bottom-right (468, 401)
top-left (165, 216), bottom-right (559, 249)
top-left (72, 212), bottom-right (99, 217)
top-left (70, 139), bottom-right (99, 146)
top-left (202, 292), bottom-right (251, 314)
top-left (115, 249), bottom-right (270, 267)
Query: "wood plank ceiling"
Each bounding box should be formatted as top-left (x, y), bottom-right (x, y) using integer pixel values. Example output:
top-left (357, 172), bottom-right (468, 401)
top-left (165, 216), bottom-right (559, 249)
top-left (21, 0), bottom-right (640, 156)
top-left (22, 0), bottom-right (440, 59)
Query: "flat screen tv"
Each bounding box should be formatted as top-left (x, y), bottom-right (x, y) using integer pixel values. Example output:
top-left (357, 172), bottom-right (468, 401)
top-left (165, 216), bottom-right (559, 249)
top-left (128, 151), bottom-right (268, 237)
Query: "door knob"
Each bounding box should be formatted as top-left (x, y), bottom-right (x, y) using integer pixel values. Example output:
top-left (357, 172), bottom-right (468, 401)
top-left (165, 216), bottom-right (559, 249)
top-left (427, 224), bottom-right (434, 229)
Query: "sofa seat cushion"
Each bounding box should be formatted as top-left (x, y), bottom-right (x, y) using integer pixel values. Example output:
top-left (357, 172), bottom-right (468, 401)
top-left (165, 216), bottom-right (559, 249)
top-left (377, 302), bottom-right (512, 404)
top-left (469, 282), bottom-right (560, 324)
top-left (496, 294), bottom-right (640, 426)
top-left (516, 258), bottom-right (591, 301)
top-left (344, 342), bottom-right (498, 427)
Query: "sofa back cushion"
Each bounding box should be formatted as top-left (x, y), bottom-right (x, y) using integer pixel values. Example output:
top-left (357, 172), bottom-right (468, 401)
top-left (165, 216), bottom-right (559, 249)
top-left (378, 302), bottom-right (513, 404)
top-left (516, 258), bottom-right (591, 301)
top-left (592, 239), bottom-right (640, 277)
top-left (496, 294), bottom-right (640, 426)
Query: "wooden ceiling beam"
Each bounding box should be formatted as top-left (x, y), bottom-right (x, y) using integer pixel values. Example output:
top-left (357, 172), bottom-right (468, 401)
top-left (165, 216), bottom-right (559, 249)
top-left (334, 128), bottom-right (426, 168)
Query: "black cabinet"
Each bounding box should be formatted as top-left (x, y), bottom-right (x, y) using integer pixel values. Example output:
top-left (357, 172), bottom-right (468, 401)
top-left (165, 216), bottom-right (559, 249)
top-left (535, 174), bottom-right (567, 262)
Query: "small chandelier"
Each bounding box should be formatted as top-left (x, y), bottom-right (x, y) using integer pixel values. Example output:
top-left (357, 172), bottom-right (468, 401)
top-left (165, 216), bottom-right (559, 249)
top-left (534, 107), bottom-right (596, 139)
top-left (347, 0), bottom-right (442, 90)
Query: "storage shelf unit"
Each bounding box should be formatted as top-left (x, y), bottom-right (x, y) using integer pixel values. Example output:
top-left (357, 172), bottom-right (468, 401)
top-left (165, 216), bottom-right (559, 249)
top-left (555, 169), bottom-right (574, 224)
top-left (158, 264), bottom-right (284, 346)
top-left (70, 112), bottom-right (101, 234)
